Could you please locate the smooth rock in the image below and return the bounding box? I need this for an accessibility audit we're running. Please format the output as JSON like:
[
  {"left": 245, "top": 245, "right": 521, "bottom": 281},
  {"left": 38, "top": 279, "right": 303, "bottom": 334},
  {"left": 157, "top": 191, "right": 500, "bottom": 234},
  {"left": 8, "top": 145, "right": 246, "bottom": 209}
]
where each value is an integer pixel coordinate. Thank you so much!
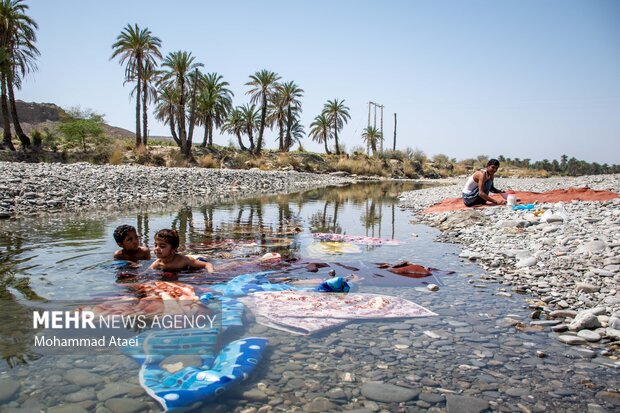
[
  {"left": 0, "top": 378, "right": 20, "bottom": 402},
  {"left": 445, "top": 394, "right": 490, "bottom": 413},
  {"left": 577, "top": 329, "right": 601, "bottom": 342},
  {"left": 104, "top": 398, "right": 148, "bottom": 413},
  {"left": 557, "top": 335, "right": 587, "bottom": 345},
  {"left": 361, "top": 382, "right": 420, "bottom": 402}
]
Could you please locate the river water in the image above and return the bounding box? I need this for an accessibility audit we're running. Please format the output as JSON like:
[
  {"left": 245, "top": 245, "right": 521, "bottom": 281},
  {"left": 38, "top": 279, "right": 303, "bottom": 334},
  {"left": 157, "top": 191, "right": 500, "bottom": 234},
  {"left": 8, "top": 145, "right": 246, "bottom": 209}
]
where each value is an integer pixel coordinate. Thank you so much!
[{"left": 0, "top": 181, "right": 617, "bottom": 412}]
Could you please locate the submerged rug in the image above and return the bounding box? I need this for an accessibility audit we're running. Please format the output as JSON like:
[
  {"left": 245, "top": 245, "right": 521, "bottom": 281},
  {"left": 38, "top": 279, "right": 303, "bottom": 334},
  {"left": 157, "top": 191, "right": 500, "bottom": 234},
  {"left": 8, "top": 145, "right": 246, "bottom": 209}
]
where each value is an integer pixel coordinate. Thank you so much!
[
  {"left": 424, "top": 187, "right": 619, "bottom": 213},
  {"left": 238, "top": 291, "right": 436, "bottom": 335}
]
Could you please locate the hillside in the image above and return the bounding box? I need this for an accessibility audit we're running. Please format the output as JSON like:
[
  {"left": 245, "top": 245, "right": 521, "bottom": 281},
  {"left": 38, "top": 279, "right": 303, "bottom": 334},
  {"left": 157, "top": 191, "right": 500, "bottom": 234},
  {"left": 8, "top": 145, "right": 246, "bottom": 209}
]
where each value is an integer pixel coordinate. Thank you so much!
[{"left": 0, "top": 100, "right": 169, "bottom": 141}]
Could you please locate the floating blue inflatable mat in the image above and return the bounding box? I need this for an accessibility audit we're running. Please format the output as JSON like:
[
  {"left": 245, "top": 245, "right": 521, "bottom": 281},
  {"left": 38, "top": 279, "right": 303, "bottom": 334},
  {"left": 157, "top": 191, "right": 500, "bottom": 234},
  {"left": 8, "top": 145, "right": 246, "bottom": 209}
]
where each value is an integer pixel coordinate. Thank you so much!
[
  {"left": 141, "top": 335, "right": 268, "bottom": 411},
  {"left": 123, "top": 329, "right": 268, "bottom": 411}
]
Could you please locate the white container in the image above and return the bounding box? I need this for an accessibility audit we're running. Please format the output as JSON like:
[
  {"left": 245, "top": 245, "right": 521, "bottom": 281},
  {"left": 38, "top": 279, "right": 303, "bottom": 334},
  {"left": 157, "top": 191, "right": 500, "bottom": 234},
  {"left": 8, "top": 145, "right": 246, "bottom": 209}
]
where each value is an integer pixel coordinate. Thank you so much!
[{"left": 507, "top": 193, "right": 517, "bottom": 206}]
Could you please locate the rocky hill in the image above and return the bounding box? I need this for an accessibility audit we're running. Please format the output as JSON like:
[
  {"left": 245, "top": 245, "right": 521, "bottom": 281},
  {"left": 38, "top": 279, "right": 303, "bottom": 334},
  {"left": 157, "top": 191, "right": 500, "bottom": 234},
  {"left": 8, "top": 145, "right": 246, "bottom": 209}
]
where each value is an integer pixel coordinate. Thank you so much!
[{"left": 1, "top": 100, "right": 136, "bottom": 140}]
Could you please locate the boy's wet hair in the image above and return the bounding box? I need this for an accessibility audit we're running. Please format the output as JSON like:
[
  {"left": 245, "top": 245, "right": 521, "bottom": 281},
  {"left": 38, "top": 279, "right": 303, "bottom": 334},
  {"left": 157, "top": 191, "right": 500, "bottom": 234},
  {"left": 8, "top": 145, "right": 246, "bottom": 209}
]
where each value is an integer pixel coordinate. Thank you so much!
[
  {"left": 113, "top": 224, "right": 136, "bottom": 244},
  {"left": 154, "top": 229, "right": 180, "bottom": 249},
  {"left": 487, "top": 159, "right": 500, "bottom": 167}
]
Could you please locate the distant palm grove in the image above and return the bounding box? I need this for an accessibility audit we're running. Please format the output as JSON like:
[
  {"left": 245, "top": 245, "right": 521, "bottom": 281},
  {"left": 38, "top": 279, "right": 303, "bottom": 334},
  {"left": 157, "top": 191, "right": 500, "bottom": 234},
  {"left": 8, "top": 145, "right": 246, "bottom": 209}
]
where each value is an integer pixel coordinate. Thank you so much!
[
  {"left": 109, "top": 23, "right": 353, "bottom": 159},
  {"left": 0, "top": 9, "right": 619, "bottom": 176}
]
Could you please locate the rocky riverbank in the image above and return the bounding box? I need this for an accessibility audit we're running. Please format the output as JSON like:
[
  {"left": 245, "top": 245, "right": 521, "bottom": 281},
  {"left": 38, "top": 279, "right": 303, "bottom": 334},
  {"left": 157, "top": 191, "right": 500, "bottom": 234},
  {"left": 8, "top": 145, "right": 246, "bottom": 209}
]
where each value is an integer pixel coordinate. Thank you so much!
[
  {"left": 0, "top": 161, "right": 356, "bottom": 218},
  {"left": 399, "top": 174, "right": 620, "bottom": 357}
]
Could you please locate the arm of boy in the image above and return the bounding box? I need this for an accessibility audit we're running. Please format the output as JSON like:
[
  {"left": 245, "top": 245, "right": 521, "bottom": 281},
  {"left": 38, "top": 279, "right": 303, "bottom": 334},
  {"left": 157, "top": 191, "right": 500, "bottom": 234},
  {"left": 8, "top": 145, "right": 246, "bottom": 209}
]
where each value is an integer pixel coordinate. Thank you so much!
[{"left": 185, "top": 256, "right": 214, "bottom": 273}]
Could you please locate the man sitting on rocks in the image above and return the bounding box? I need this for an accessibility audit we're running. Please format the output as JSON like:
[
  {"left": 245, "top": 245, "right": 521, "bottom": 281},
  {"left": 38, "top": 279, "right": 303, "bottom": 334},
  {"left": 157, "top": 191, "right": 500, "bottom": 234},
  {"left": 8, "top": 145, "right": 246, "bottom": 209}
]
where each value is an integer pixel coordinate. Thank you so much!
[{"left": 462, "top": 159, "right": 506, "bottom": 207}]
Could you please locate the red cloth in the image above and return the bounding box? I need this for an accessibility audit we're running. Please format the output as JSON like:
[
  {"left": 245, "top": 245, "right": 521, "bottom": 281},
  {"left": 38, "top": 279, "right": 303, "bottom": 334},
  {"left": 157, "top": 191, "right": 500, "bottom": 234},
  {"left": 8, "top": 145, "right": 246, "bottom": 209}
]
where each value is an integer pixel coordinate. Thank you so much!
[{"left": 423, "top": 187, "right": 618, "bottom": 213}]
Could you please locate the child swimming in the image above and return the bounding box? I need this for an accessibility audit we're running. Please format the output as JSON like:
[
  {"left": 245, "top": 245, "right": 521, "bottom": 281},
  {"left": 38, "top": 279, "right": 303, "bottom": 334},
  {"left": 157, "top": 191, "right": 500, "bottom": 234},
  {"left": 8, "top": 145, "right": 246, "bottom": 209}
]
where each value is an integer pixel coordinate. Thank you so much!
[
  {"left": 113, "top": 224, "right": 151, "bottom": 262},
  {"left": 150, "top": 229, "right": 214, "bottom": 273}
]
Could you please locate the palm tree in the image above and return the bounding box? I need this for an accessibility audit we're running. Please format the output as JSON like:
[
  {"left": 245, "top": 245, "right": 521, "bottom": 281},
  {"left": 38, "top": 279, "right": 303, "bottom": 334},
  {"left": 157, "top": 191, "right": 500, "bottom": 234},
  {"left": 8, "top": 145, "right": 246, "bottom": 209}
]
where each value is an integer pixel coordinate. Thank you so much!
[
  {"left": 159, "top": 50, "right": 203, "bottom": 157},
  {"left": 222, "top": 107, "right": 247, "bottom": 151},
  {"left": 322, "top": 99, "right": 350, "bottom": 155},
  {"left": 309, "top": 114, "right": 332, "bottom": 154},
  {"left": 153, "top": 84, "right": 180, "bottom": 146},
  {"left": 266, "top": 86, "right": 287, "bottom": 151},
  {"left": 239, "top": 103, "right": 260, "bottom": 152},
  {"left": 129, "top": 65, "right": 159, "bottom": 146},
  {"left": 362, "top": 125, "right": 382, "bottom": 154},
  {"left": 0, "top": 0, "right": 39, "bottom": 150},
  {"left": 289, "top": 120, "right": 305, "bottom": 150},
  {"left": 277, "top": 81, "right": 303, "bottom": 152},
  {"left": 246, "top": 70, "right": 280, "bottom": 154},
  {"left": 110, "top": 23, "right": 162, "bottom": 148},
  {"left": 197, "top": 72, "right": 233, "bottom": 148}
]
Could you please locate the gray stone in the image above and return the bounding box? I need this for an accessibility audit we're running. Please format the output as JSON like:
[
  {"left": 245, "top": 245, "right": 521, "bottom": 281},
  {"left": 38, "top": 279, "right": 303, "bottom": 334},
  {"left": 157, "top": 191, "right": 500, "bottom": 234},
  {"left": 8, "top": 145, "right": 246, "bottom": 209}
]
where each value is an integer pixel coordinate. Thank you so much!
[
  {"left": 303, "top": 397, "right": 336, "bottom": 412},
  {"left": 48, "top": 406, "right": 89, "bottom": 413},
  {"left": 361, "top": 382, "right": 420, "bottom": 402},
  {"left": 516, "top": 257, "right": 537, "bottom": 268},
  {"left": 65, "top": 388, "right": 95, "bottom": 403},
  {"left": 577, "top": 240, "right": 607, "bottom": 254},
  {"left": 241, "top": 389, "right": 268, "bottom": 402},
  {"left": 0, "top": 378, "right": 20, "bottom": 402},
  {"left": 557, "top": 335, "right": 587, "bottom": 345},
  {"left": 97, "top": 383, "right": 142, "bottom": 401},
  {"left": 605, "top": 328, "right": 620, "bottom": 340},
  {"left": 576, "top": 282, "right": 600, "bottom": 293},
  {"left": 104, "top": 398, "right": 148, "bottom": 413},
  {"left": 577, "top": 329, "right": 601, "bottom": 342},
  {"left": 445, "top": 394, "right": 490, "bottom": 413},
  {"left": 64, "top": 369, "right": 103, "bottom": 386},
  {"left": 569, "top": 311, "right": 602, "bottom": 331}
]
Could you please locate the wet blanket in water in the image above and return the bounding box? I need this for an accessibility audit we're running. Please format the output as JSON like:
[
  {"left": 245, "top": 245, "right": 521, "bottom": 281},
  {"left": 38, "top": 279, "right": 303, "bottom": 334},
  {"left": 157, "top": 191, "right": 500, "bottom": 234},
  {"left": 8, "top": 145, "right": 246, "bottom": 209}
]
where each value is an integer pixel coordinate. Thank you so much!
[
  {"left": 424, "top": 187, "right": 619, "bottom": 213},
  {"left": 312, "top": 233, "right": 401, "bottom": 245},
  {"left": 237, "top": 291, "right": 436, "bottom": 335}
]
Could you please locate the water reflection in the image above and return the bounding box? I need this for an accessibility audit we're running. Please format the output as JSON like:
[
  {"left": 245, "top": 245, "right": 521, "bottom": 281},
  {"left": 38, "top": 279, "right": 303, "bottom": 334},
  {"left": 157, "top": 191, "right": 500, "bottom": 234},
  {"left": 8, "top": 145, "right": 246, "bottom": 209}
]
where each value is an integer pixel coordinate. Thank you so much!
[{"left": 0, "top": 181, "right": 429, "bottom": 367}]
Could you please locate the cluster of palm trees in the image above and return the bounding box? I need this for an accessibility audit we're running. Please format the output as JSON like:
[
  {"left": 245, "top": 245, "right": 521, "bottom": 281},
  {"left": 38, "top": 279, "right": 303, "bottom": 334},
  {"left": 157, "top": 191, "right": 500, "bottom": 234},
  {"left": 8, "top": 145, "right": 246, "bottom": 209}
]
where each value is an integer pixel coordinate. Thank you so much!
[
  {"left": 0, "top": 0, "right": 39, "bottom": 151},
  {"left": 111, "top": 24, "right": 354, "bottom": 158}
]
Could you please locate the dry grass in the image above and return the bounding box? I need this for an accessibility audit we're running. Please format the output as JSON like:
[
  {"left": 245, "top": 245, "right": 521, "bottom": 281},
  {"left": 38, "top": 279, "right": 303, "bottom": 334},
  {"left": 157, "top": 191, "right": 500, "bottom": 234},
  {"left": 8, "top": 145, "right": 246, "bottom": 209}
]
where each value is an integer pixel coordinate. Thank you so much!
[
  {"left": 330, "top": 156, "right": 388, "bottom": 176},
  {"left": 275, "top": 153, "right": 300, "bottom": 169},
  {"left": 108, "top": 145, "right": 125, "bottom": 165},
  {"left": 197, "top": 154, "right": 218, "bottom": 168}
]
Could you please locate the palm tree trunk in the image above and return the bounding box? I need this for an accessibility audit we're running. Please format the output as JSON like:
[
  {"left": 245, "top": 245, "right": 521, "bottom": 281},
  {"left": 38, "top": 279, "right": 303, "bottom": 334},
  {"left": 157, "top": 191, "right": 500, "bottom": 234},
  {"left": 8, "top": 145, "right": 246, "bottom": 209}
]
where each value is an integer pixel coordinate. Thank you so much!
[
  {"left": 142, "top": 77, "right": 148, "bottom": 146},
  {"left": 323, "top": 131, "right": 330, "bottom": 154},
  {"left": 188, "top": 70, "right": 199, "bottom": 148},
  {"left": 7, "top": 77, "right": 30, "bottom": 149},
  {"left": 208, "top": 119, "right": 214, "bottom": 147},
  {"left": 333, "top": 120, "right": 340, "bottom": 155},
  {"left": 178, "top": 77, "right": 190, "bottom": 157},
  {"left": 1, "top": 74, "right": 15, "bottom": 151},
  {"left": 169, "top": 116, "right": 180, "bottom": 146},
  {"left": 236, "top": 133, "right": 246, "bottom": 151},
  {"left": 255, "top": 94, "right": 267, "bottom": 154},
  {"left": 247, "top": 127, "right": 255, "bottom": 152},
  {"left": 278, "top": 119, "right": 284, "bottom": 152},
  {"left": 201, "top": 117, "right": 208, "bottom": 147},
  {"left": 285, "top": 106, "right": 292, "bottom": 152},
  {"left": 135, "top": 57, "right": 142, "bottom": 148}
]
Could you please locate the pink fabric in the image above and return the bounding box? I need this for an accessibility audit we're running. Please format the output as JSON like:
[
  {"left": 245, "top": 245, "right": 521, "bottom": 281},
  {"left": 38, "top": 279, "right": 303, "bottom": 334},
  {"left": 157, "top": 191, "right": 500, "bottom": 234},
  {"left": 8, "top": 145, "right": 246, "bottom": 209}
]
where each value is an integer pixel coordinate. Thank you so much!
[
  {"left": 313, "top": 233, "right": 401, "bottom": 245},
  {"left": 238, "top": 291, "right": 436, "bottom": 335}
]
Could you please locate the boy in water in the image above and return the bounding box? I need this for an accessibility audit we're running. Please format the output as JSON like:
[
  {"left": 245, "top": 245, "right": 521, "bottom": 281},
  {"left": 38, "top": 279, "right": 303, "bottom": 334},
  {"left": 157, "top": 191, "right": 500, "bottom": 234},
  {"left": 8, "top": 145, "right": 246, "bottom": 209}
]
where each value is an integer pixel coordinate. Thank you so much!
[
  {"left": 113, "top": 224, "right": 151, "bottom": 261},
  {"left": 150, "top": 229, "right": 214, "bottom": 273}
]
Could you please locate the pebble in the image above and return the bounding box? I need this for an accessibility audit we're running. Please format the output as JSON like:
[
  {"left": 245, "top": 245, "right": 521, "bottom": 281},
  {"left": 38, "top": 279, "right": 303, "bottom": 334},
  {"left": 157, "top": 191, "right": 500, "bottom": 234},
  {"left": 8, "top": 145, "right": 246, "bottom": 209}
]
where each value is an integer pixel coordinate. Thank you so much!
[
  {"left": 361, "top": 382, "right": 420, "bottom": 402},
  {"left": 0, "top": 162, "right": 355, "bottom": 217},
  {"left": 0, "top": 378, "right": 20, "bottom": 402}
]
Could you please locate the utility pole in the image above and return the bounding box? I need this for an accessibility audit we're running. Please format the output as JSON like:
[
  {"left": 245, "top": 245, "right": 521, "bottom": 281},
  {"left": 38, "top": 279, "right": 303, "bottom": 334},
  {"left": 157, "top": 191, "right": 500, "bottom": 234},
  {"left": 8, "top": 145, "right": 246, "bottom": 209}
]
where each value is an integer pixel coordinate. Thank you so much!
[
  {"left": 379, "top": 105, "right": 384, "bottom": 152},
  {"left": 393, "top": 113, "right": 397, "bottom": 151},
  {"left": 367, "top": 102, "right": 372, "bottom": 155}
]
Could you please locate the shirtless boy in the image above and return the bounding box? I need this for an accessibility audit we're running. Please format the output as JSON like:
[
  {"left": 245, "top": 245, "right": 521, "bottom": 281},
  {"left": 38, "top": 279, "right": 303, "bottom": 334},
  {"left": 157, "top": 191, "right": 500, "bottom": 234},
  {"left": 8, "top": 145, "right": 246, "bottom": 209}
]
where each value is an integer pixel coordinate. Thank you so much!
[
  {"left": 150, "top": 229, "right": 214, "bottom": 273},
  {"left": 113, "top": 224, "right": 151, "bottom": 261}
]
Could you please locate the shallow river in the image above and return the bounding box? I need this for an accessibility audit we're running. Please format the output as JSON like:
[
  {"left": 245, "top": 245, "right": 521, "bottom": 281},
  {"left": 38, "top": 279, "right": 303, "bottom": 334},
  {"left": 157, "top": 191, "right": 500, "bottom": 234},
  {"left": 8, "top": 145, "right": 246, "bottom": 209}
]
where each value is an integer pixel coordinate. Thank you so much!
[{"left": 0, "top": 182, "right": 617, "bottom": 413}]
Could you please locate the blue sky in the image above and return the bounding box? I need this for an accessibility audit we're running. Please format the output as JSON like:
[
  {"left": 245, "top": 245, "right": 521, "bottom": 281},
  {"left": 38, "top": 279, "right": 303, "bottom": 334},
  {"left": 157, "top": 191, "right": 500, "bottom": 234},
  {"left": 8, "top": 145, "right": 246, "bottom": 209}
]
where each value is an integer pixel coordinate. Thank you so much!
[{"left": 19, "top": 0, "right": 620, "bottom": 164}]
